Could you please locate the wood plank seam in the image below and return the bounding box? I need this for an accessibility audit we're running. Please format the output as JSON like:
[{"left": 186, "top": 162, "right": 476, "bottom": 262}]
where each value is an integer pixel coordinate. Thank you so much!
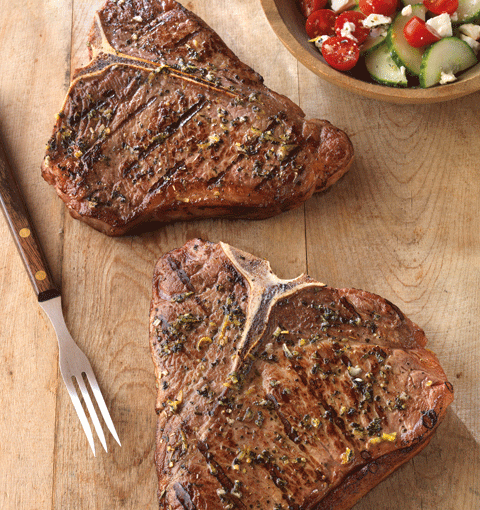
[{"left": 50, "top": 2, "right": 75, "bottom": 509}]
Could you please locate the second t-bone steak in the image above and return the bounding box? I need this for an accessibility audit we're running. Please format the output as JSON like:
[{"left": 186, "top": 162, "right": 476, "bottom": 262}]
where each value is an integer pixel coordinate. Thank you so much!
[
  {"left": 41, "top": 0, "right": 354, "bottom": 236},
  {"left": 149, "top": 239, "right": 453, "bottom": 510}
]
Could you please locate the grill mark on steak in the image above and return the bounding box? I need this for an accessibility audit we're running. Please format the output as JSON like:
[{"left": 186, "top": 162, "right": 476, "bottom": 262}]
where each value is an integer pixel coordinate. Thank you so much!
[
  {"left": 266, "top": 394, "right": 301, "bottom": 445},
  {"left": 109, "top": 94, "right": 159, "bottom": 141},
  {"left": 150, "top": 240, "right": 453, "bottom": 509},
  {"left": 197, "top": 442, "right": 247, "bottom": 510},
  {"left": 278, "top": 145, "right": 302, "bottom": 169},
  {"left": 147, "top": 161, "right": 186, "bottom": 194},
  {"left": 173, "top": 483, "right": 198, "bottom": 510},
  {"left": 41, "top": 0, "right": 354, "bottom": 236},
  {"left": 119, "top": 95, "right": 208, "bottom": 179},
  {"left": 204, "top": 155, "right": 244, "bottom": 188},
  {"left": 155, "top": 315, "right": 172, "bottom": 336},
  {"left": 142, "top": 20, "right": 169, "bottom": 37},
  {"left": 289, "top": 360, "right": 309, "bottom": 387},
  {"left": 267, "top": 393, "right": 334, "bottom": 491},
  {"left": 169, "top": 30, "right": 203, "bottom": 53},
  {"left": 165, "top": 254, "right": 210, "bottom": 315},
  {"left": 77, "top": 94, "right": 159, "bottom": 174},
  {"left": 308, "top": 388, "right": 351, "bottom": 454},
  {"left": 71, "top": 89, "right": 117, "bottom": 133},
  {"left": 201, "top": 112, "right": 284, "bottom": 188},
  {"left": 167, "top": 256, "right": 197, "bottom": 294},
  {"left": 250, "top": 443, "right": 293, "bottom": 497},
  {"left": 383, "top": 298, "right": 406, "bottom": 322},
  {"left": 339, "top": 296, "right": 362, "bottom": 321}
]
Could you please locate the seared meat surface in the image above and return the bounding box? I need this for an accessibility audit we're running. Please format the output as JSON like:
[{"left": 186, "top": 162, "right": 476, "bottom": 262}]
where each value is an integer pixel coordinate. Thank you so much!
[
  {"left": 41, "top": 0, "right": 353, "bottom": 236},
  {"left": 149, "top": 239, "right": 453, "bottom": 510}
]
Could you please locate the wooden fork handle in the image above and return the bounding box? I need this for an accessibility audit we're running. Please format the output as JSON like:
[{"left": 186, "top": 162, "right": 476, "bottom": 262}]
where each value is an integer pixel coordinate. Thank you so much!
[{"left": 0, "top": 137, "right": 60, "bottom": 302}]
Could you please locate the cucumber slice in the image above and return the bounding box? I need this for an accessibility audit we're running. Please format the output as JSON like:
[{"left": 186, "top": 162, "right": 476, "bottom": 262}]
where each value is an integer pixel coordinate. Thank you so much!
[
  {"left": 456, "top": 0, "right": 480, "bottom": 23},
  {"left": 387, "top": 4, "right": 427, "bottom": 76},
  {"left": 361, "top": 33, "right": 387, "bottom": 55},
  {"left": 419, "top": 36, "right": 478, "bottom": 87},
  {"left": 365, "top": 42, "right": 409, "bottom": 86}
]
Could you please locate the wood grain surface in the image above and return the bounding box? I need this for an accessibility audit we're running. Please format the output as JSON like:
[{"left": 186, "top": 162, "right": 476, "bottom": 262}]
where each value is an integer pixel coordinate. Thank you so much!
[{"left": 0, "top": 1, "right": 478, "bottom": 509}]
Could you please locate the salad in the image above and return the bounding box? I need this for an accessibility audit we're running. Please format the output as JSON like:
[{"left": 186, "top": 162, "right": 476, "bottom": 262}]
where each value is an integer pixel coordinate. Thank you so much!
[{"left": 298, "top": 0, "right": 480, "bottom": 87}]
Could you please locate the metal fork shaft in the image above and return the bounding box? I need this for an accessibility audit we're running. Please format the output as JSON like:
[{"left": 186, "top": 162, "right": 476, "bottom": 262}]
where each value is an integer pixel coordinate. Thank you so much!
[{"left": 40, "top": 296, "right": 121, "bottom": 454}]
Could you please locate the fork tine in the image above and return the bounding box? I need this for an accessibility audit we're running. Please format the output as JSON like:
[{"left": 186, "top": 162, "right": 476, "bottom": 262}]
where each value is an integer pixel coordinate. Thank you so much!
[
  {"left": 64, "top": 377, "right": 96, "bottom": 456},
  {"left": 39, "top": 296, "right": 120, "bottom": 453},
  {"left": 84, "top": 368, "right": 121, "bottom": 446},
  {"left": 76, "top": 374, "right": 108, "bottom": 453}
]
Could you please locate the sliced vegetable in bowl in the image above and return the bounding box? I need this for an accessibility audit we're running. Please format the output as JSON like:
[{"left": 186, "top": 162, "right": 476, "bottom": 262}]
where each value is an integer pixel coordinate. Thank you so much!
[
  {"left": 365, "top": 40, "right": 409, "bottom": 85},
  {"left": 423, "top": 0, "right": 458, "bottom": 15},
  {"left": 454, "top": 0, "right": 480, "bottom": 22},
  {"left": 360, "top": 31, "right": 388, "bottom": 53},
  {"left": 420, "top": 36, "right": 478, "bottom": 85},
  {"left": 298, "top": 0, "right": 480, "bottom": 87},
  {"left": 306, "top": 9, "right": 338, "bottom": 37},
  {"left": 359, "top": 0, "right": 398, "bottom": 16},
  {"left": 403, "top": 16, "right": 441, "bottom": 47},
  {"left": 300, "top": 0, "right": 330, "bottom": 16},
  {"left": 335, "top": 10, "right": 371, "bottom": 42},
  {"left": 388, "top": 4, "right": 427, "bottom": 76},
  {"left": 323, "top": 36, "right": 361, "bottom": 69}
]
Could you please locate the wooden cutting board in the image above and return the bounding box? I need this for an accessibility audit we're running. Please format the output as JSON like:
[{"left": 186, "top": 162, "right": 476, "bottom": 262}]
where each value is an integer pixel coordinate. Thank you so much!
[{"left": 0, "top": 1, "right": 478, "bottom": 508}]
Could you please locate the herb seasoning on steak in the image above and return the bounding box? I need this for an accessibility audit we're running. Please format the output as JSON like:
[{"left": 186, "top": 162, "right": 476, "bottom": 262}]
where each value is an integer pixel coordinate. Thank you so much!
[
  {"left": 41, "top": 0, "right": 354, "bottom": 236},
  {"left": 150, "top": 239, "right": 453, "bottom": 510}
]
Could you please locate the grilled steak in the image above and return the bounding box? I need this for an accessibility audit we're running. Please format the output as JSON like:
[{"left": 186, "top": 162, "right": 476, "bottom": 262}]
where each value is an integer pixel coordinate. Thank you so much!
[
  {"left": 41, "top": 0, "right": 354, "bottom": 236},
  {"left": 150, "top": 239, "right": 453, "bottom": 510}
]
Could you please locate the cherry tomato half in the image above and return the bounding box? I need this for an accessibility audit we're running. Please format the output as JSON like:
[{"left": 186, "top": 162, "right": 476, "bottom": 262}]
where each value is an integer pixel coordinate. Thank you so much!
[
  {"left": 423, "top": 0, "right": 458, "bottom": 14},
  {"left": 306, "top": 9, "right": 338, "bottom": 38},
  {"left": 334, "top": 11, "right": 370, "bottom": 44},
  {"left": 322, "top": 36, "right": 360, "bottom": 71},
  {"left": 359, "top": 0, "right": 398, "bottom": 16},
  {"left": 299, "top": 0, "right": 329, "bottom": 18},
  {"left": 403, "top": 16, "right": 441, "bottom": 47}
]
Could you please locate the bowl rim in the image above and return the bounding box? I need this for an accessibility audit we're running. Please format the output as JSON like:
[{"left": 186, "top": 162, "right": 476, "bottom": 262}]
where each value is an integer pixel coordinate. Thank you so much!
[{"left": 260, "top": 0, "right": 480, "bottom": 104}]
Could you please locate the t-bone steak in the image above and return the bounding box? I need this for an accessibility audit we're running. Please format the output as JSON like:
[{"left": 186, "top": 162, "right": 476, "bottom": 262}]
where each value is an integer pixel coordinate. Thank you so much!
[
  {"left": 149, "top": 239, "right": 453, "bottom": 510},
  {"left": 41, "top": 0, "right": 354, "bottom": 236}
]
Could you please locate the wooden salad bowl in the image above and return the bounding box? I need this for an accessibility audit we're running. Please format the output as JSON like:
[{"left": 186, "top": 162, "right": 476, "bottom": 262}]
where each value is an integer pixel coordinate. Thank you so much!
[{"left": 260, "top": 0, "right": 480, "bottom": 103}]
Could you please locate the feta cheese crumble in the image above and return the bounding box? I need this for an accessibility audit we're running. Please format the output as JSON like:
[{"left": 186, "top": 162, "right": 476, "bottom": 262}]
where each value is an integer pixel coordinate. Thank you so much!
[
  {"left": 439, "top": 71, "right": 457, "bottom": 84},
  {"left": 426, "top": 13, "right": 453, "bottom": 38},
  {"left": 460, "top": 34, "right": 480, "bottom": 53},
  {"left": 370, "top": 26, "right": 388, "bottom": 38},
  {"left": 331, "top": 0, "right": 358, "bottom": 13},
  {"left": 362, "top": 14, "right": 392, "bottom": 28},
  {"left": 401, "top": 5, "right": 413, "bottom": 16},
  {"left": 459, "top": 23, "right": 480, "bottom": 40},
  {"left": 340, "top": 21, "right": 358, "bottom": 41}
]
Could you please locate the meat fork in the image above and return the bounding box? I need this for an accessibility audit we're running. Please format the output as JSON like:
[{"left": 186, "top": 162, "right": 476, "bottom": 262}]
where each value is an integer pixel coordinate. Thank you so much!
[{"left": 0, "top": 136, "right": 120, "bottom": 455}]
